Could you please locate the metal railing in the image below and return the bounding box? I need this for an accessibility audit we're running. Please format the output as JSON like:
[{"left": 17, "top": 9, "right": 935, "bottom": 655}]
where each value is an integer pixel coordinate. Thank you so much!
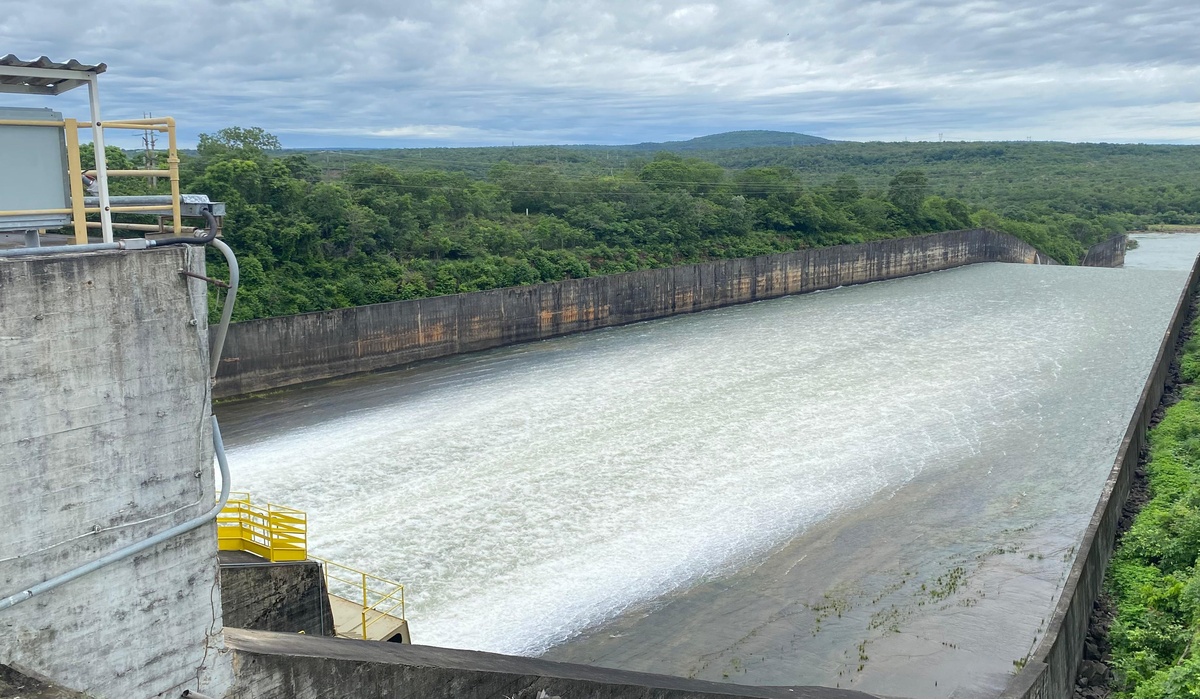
[
  {"left": 216, "top": 492, "right": 307, "bottom": 563},
  {"left": 0, "top": 115, "right": 180, "bottom": 244},
  {"left": 312, "top": 556, "right": 407, "bottom": 640},
  {"left": 216, "top": 493, "right": 407, "bottom": 640}
]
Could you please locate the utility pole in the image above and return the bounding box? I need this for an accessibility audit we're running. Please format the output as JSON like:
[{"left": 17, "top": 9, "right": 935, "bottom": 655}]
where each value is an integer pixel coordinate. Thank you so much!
[{"left": 142, "top": 112, "right": 158, "bottom": 188}]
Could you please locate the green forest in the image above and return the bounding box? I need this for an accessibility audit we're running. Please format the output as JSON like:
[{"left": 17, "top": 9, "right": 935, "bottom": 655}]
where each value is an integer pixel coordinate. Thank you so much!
[{"left": 92, "top": 128, "right": 1200, "bottom": 322}]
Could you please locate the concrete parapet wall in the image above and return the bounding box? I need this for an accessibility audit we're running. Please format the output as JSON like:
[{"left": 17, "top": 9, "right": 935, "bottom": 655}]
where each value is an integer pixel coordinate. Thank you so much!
[
  {"left": 224, "top": 628, "right": 874, "bottom": 699},
  {"left": 219, "top": 557, "right": 335, "bottom": 637},
  {"left": 0, "top": 247, "right": 232, "bottom": 699},
  {"left": 213, "top": 228, "right": 1049, "bottom": 398},
  {"left": 1002, "top": 254, "right": 1200, "bottom": 699},
  {"left": 1081, "top": 235, "right": 1127, "bottom": 268}
]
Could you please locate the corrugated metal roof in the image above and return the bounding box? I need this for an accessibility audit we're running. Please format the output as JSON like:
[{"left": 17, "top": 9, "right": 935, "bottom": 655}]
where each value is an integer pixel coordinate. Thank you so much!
[{"left": 0, "top": 55, "right": 106, "bottom": 96}]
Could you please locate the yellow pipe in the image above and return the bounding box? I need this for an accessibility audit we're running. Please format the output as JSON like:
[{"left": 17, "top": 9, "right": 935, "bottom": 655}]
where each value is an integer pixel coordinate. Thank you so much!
[
  {"left": 63, "top": 119, "right": 88, "bottom": 245},
  {"left": 166, "top": 118, "right": 181, "bottom": 234},
  {"left": 1, "top": 207, "right": 73, "bottom": 216},
  {"left": 102, "top": 117, "right": 172, "bottom": 126},
  {"left": 0, "top": 119, "right": 66, "bottom": 127},
  {"left": 102, "top": 123, "right": 169, "bottom": 132},
  {"left": 84, "top": 169, "right": 170, "bottom": 177}
]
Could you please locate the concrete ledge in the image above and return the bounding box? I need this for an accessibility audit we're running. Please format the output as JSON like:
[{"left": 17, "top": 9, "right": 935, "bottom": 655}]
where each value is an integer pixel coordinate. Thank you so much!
[
  {"left": 212, "top": 228, "right": 1052, "bottom": 399},
  {"left": 1081, "top": 235, "right": 1127, "bottom": 268},
  {"left": 224, "top": 628, "right": 877, "bottom": 699}
]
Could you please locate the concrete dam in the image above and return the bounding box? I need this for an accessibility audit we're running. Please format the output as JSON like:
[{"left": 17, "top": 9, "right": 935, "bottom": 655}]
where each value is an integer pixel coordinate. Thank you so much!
[{"left": 215, "top": 234, "right": 1200, "bottom": 698}]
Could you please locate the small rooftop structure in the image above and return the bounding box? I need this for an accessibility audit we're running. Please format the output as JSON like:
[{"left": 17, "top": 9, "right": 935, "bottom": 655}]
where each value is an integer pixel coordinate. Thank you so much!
[
  {"left": 0, "top": 55, "right": 106, "bottom": 96},
  {"left": 0, "top": 56, "right": 219, "bottom": 244}
]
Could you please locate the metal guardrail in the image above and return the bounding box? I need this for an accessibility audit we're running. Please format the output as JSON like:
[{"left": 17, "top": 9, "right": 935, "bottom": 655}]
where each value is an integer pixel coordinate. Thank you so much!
[
  {"left": 0, "top": 115, "right": 181, "bottom": 244},
  {"left": 216, "top": 493, "right": 406, "bottom": 640},
  {"left": 216, "top": 492, "right": 307, "bottom": 563},
  {"left": 311, "top": 556, "right": 407, "bottom": 640}
]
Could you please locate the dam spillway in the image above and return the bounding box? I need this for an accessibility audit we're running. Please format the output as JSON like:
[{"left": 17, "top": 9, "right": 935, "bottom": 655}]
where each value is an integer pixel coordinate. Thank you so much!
[{"left": 216, "top": 234, "right": 1200, "bottom": 698}]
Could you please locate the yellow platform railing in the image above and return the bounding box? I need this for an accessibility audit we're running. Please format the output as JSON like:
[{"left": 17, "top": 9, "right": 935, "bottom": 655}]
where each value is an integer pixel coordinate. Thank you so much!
[
  {"left": 217, "top": 492, "right": 307, "bottom": 563},
  {"left": 311, "top": 556, "right": 407, "bottom": 640},
  {"left": 0, "top": 115, "right": 181, "bottom": 244},
  {"left": 217, "top": 493, "right": 407, "bottom": 640}
]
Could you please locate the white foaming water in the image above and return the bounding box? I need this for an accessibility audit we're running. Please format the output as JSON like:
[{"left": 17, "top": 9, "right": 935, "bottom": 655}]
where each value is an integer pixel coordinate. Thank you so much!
[{"left": 219, "top": 258, "right": 1194, "bottom": 656}]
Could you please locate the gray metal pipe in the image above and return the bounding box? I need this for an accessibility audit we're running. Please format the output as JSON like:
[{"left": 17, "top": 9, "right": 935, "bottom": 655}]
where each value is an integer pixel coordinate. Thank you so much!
[
  {"left": 83, "top": 195, "right": 173, "bottom": 207},
  {"left": 208, "top": 238, "right": 239, "bottom": 379},
  {"left": 0, "top": 241, "right": 123, "bottom": 257},
  {"left": 0, "top": 416, "right": 233, "bottom": 611},
  {"left": 181, "top": 690, "right": 218, "bottom": 699}
]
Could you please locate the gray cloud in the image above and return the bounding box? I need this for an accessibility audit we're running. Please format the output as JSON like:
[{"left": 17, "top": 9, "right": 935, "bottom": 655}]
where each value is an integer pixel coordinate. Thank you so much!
[{"left": 2, "top": 0, "right": 1199, "bottom": 147}]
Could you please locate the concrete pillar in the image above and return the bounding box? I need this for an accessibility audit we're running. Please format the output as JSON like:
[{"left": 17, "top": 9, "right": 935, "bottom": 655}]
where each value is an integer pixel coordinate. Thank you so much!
[{"left": 0, "top": 246, "right": 232, "bottom": 699}]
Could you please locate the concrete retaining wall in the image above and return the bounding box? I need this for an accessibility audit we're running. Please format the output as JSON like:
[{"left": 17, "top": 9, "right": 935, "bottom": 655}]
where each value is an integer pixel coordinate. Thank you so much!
[
  {"left": 1081, "top": 235, "right": 1127, "bottom": 268},
  {"left": 1002, "top": 254, "right": 1200, "bottom": 699},
  {"left": 219, "top": 558, "right": 335, "bottom": 637},
  {"left": 213, "top": 228, "right": 1048, "bottom": 398},
  {"left": 0, "top": 247, "right": 232, "bottom": 699},
  {"left": 224, "top": 628, "right": 875, "bottom": 699}
]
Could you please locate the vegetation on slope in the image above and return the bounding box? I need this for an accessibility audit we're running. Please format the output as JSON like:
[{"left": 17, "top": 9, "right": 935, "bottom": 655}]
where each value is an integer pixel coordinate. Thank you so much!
[
  {"left": 89, "top": 127, "right": 1200, "bottom": 323},
  {"left": 1107, "top": 317, "right": 1200, "bottom": 698}
]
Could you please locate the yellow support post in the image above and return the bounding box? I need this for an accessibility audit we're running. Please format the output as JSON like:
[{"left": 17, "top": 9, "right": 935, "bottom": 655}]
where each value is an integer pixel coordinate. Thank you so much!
[
  {"left": 361, "top": 573, "right": 369, "bottom": 640},
  {"left": 165, "top": 118, "right": 181, "bottom": 235},
  {"left": 63, "top": 118, "right": 88, "bottom": 245}
]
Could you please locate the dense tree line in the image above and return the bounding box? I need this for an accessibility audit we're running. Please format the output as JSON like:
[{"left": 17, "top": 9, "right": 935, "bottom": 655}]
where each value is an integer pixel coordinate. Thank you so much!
[{"left": 85, "top": 128, "right": 1200, "bottom": 322}]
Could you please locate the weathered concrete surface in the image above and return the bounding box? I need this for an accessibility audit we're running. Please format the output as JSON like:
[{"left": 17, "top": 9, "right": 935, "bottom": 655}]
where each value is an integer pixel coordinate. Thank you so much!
[
  {"left": 224, "top": 628, "right": 876, "bottom": 699},
  {"left": 219, "top": 552, "right": 335, "bottom": 637},
  {"left": 0, "top": 247, "right": 232, "bottom": 699},
  {"left": 1002, "top": 253, "right": 1200, "bottom": 699},
  {"left": 213, "top": 228, "right": 1050, "bottom": 398},
  {"left": 0, "top": 665, "right": 92, "bottom": 699},
  {"left": 1080, "top": 235, "right": 1127, "bottom": 268}
]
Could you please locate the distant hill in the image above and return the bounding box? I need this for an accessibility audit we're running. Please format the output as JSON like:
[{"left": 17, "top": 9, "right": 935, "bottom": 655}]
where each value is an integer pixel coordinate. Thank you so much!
[{"left": 616, "top": 130, "right": 833, "bottom": 151}]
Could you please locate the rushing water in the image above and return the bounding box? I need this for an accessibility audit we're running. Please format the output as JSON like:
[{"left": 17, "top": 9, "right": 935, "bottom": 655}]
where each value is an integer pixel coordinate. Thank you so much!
[{"left": 218, "top": 234, "right": 1200, "bottom": 697}]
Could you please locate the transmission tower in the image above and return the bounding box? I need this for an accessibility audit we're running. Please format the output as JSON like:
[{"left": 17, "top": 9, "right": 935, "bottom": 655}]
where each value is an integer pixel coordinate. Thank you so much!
[{"left": 142, "top": 112, "right": 158, "bottom": 187}]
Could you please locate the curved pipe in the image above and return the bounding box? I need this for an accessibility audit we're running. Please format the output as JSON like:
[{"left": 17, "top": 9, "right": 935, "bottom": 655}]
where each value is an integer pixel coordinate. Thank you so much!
[
  {"left": 149, "top": 209, "right": 219, "bottom": 247},
  {"left": 207, "top": 238, "right": 239, "bottom": 379},
  {"left": 0, "top": 416, "right": 232, "bottom": 611}
]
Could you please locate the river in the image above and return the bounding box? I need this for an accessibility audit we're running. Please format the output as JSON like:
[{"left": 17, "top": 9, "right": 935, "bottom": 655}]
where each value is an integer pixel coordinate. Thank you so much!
[{"left": 216, "top": 233, "right": 1200, "bottom": 698}]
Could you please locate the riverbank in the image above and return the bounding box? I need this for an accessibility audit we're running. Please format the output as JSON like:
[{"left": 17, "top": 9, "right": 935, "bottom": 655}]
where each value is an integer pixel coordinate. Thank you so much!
[{"left": 1082, "top": 304, "right": 1200, "bottom": 697}]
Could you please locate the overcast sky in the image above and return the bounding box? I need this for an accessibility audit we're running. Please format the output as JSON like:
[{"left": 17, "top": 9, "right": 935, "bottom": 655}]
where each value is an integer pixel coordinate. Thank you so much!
[{"left": 3, "top": 0, "right": 1199, "bottom": 148}]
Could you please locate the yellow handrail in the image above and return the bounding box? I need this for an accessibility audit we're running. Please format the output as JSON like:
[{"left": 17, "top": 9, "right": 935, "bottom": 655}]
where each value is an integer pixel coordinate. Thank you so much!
[
  {"left": 216, "top": 493, "right": 406, "bottom": 641},
  {"left": 217, "top": 492, "right": 307, "bottom": 563},
  {"left": 0, "top": 115, "right": 182, "bottom": 239},
  {"left": 311, "top": 556, "right": 406, "bottom": 640}
]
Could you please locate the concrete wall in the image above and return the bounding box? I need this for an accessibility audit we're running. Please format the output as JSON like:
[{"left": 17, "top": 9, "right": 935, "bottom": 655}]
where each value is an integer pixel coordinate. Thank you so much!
[
  {"left": 224, "top": 628, "right": 874, "bottom": 699},
  {"left": 0, "top": 247, "right": 233, "bottom": 699},
  {"left": 1081, "top": 235, "right": 1127, "bottom": 268},
  {"left": 1002, "top": 254, "right": 1200, "bottom": 699},
  {"left": 213, "top": 228, "right": 1049, "bottom": 398},
  {"left": 219, "top": 558, "right": 335, "bottom": 636}
]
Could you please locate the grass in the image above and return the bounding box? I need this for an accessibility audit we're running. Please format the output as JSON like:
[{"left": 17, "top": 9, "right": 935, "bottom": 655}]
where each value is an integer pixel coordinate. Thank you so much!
[{"left": 1106, "top": 315, "right": 1200, "bottom": 697}]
